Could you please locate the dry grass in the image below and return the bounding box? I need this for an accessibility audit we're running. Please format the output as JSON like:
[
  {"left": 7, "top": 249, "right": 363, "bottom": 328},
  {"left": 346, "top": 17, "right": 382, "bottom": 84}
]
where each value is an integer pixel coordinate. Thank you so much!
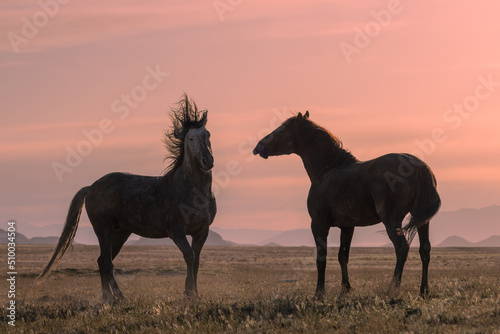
[{"left": 1, "top": 245, "right": 499, "bottom": 333}]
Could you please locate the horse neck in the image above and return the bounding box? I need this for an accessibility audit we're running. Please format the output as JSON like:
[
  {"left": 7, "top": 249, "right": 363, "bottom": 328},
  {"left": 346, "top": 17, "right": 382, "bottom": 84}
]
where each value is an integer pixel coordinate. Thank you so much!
[
  {"left": 180, "top": 161, "right": 213, "bottom": 194},
  {"left": 157, "top": 163, "right": 212, "bottom": 198},
  {"left": 296, "top": 124, "right": 357, "bottom": 183}
]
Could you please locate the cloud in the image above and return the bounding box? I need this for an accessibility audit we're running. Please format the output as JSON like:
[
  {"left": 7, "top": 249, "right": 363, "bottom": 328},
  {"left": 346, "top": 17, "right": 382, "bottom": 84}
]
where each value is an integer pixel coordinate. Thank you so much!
[
  {"left": 0, "top": 117, "right": 166, "bottom": 160},
  {"left": 1, "top": 0, "right": 215, "bottom": 53}
]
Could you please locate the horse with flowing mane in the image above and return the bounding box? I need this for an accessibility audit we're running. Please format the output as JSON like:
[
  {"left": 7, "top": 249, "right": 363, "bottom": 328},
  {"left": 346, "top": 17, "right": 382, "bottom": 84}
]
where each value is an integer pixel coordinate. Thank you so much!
[
  {"left": 253, "top": 111, "right": 440, "bottom": 298},
  {"left": 38, "top": 94, "right": 216, "bottom": 302}
]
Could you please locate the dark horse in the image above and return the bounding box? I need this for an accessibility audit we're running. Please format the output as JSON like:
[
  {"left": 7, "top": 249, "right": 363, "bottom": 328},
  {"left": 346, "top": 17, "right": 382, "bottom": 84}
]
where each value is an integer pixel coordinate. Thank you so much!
[
  {"left": 38, "top": 95, "right": 216, "bottom": 302},
  {"left": 253, "top": 111, "right": 440, "bottom": 298}
]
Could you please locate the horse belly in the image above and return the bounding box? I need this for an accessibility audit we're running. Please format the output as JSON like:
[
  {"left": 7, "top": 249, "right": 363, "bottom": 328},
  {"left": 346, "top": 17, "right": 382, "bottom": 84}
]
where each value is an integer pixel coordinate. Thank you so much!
[
  {"left": 330, "top": 205, "right": 381, "bottom": 227},
  {"left": 323, "top": 180, "right": 381, "bottom": 227},
  {"left": 123, "top": 208, "right": 170, "bottom": 238}
]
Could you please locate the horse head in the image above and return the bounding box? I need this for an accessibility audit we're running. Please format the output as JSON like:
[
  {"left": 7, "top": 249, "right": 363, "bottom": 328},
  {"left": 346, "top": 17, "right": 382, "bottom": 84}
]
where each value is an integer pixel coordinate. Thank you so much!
[
  {"left": 253, "top": 111, "right": 310, "bottom": 159},
  {"left": 184, "top": 111, "right": 214, "bottom": 171}
]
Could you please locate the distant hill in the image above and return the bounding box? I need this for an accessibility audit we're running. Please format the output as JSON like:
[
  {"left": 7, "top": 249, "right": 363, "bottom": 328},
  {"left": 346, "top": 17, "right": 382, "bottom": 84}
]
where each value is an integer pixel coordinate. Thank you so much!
[
  {"left": 0, "top": 228, "right": 30, "bottom": 244},
  {"left": 16, "top": 222, "right": 100, "bottom": 245},
  {"left": 262, "top": 242, "right": 282, "bottom": 247},
  {"left": 257, "top": 228, "right": 316, "bottom": 247},
  {"left": 437, "top": 236, "right": 475, "bottom": 247},
  {"left": 437, "top": 235, "right": 500, "bottom": 247},
  {"left": 431, "top": 205, "right": 500, "bottom": 244},
  {"left": 215, "top": 206, "right": 500, "bottom": 247},
  {"left": 0, "top": 229, "right": 80, "bottom": 245},
  {"left": 254, "top": 227, "right": 394, "bottom": 247},
  {"left": 476, "top": 235, "right": 500, "bottom": 247},
  {"left": 7, "top": 205, "right": 500, "bottom": 247},
  {"left": 28, "top": 236, "right": 68, "bottom": 245},
  {"left": 131, "top": 230, "right": 233, "bottom": 246},
  {"left": 0, "top": 227, "right": 230, "bottom": 246},
  {"left": 211, "top": 227, "right": 283, "bottom": 245}
]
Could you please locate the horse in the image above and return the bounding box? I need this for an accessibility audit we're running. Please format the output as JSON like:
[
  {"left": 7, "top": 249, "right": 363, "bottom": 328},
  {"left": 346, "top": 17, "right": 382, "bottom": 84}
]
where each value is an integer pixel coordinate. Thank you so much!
[
  {"left": 253, "top": 111, "right": 441, "bottom": 298},
  {"left": 37, "top": 94, "right": 217, "bottom": 302}
]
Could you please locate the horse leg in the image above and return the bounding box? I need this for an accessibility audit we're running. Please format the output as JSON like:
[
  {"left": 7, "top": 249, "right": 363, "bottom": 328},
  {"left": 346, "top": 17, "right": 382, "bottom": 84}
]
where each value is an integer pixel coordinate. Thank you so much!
[
  {"left": 417, "top": 222, "right": 431, "bottom": 297},
  {"left": 171, "top": 224, "right": 196, "bottom": 296},
  {"left": 312, "top": 223, "right": 329, "bottom": 300},
  {"left": 191, "top": 227, "right": 209, "bottom": 295},
  {"left": 109, "top": 230, "right": 131, "bottom": 300},
  {"left": 386, "top": 225, "right": 409, "bottom": 293},
  {"left": 338, "top": 226, "right": 354, "bottom": 294},
  {"left": 96, "top": 231, "right": 114, "bottom": 303}
]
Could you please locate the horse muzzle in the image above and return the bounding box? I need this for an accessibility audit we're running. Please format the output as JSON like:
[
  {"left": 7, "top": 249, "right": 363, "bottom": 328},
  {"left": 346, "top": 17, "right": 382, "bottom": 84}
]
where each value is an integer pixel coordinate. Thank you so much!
[
  {"left": 201, "top": 155, "right": 214, "bottom": 171},
  {"left": 253, "top": 143, "right": 269, "bottom": 159}
]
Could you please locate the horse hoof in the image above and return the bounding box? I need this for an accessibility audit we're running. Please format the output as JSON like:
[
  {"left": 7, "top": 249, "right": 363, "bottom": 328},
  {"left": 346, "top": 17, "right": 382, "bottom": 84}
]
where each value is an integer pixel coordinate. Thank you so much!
[
  {"left": 102, "top": 291, "right": 114, "bottom": 304},
  {"left": 184, "top": 290, "right": 199, "bottom": 299},
  {"left": 341, "top": 286, "right": 353, "bottom": 295},
  {"left": 113, "top": 292, "right": 125, "bottom": 302},
  {"left": 313, "top": 291, "right": 325, "bottom": 301},
  {"left": 420, "top": 288, "right": 429, "bottom": 299}
]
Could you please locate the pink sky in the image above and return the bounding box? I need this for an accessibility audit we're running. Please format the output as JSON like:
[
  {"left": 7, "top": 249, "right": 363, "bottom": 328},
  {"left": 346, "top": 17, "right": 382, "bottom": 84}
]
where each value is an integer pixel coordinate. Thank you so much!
[{"left": 1, "top": 0, "right": 500, "bottom": 232}]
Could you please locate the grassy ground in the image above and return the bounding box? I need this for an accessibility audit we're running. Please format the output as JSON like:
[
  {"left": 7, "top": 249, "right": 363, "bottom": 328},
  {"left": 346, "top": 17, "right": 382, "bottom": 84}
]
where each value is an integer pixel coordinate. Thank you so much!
[{"left": 1, "top": 245, "right": 499, "bottom": 333}]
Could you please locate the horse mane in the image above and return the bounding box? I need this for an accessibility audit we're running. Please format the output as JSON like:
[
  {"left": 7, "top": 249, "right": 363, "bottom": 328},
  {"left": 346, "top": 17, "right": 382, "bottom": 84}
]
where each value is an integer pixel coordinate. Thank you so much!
[
  {"left": 297, "top": 116, "right": 358, "bottom": 168},
  {"left": 163, "top": 94, "right": 207, "bottom": 174}
]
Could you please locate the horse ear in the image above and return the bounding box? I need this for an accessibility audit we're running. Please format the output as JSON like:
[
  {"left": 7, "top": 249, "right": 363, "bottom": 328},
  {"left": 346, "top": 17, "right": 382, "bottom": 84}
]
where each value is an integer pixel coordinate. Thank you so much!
[
  {"left": 200, "top": 111, "right": 208, "bottom": 126},
  {"left": 297, "top": 112, "right": 303, "bottom": 120},
  {"left": 304, "top": 111, "right": 309, "bottom": 119}
]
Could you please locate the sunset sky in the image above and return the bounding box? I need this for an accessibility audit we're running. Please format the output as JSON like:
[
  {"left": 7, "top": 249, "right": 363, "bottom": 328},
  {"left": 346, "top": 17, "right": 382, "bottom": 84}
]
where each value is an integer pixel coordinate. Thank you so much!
[{"left": 1, "top": 0, "right": 499, "bottom": 235}]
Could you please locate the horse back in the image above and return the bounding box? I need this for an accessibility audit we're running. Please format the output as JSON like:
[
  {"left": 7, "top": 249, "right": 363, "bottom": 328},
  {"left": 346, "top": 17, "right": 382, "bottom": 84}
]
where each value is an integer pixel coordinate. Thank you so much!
[
  {"left": 308, "top": 153, "right": 436, "bottom": 227},
  {"left": 85, "top": 172, "right": 168, "bottom": 237}
]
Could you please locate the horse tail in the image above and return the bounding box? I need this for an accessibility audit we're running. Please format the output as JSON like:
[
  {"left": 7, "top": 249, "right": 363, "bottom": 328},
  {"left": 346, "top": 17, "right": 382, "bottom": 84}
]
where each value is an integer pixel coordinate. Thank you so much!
[
  {"left": 403, "top": 164, "right": 441, "bottom": 245},
  {"left": 37, "top": 186, "right": 90, "bottom": 282}
]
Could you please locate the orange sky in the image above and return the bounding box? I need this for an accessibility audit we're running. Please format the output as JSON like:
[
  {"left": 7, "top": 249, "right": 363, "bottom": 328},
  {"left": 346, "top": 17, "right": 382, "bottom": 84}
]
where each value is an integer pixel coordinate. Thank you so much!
[{"left": 1, "top": 0, "right": 500, "bottom": 232}]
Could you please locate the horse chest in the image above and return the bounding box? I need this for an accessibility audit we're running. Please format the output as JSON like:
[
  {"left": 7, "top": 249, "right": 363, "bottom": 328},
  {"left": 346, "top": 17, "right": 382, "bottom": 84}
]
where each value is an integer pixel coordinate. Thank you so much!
[{"left": 178, "top": 190, "right": 215, "bottom": 231}]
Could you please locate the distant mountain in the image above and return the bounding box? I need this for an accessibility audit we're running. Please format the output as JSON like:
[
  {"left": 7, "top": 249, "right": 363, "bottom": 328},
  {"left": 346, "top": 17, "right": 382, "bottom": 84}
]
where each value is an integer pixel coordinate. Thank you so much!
[
  {"left": 437, "top": 236, "right": 475, "bottom": 247},
  {"left": 0, "top": 228, "right": 30, "bottom": 244},
  {"left": 211, "top": 227, "right": 283, "bottom": 245},
  {"left": 476, "top": 235, "right": 500, "bottom": 247},
  {"left": 215, "top": 206, "right": 500, "bottom": 247},
  {"left": 131, "top": 230, "right": 233, "bottom": 246},
  {"left": 258, "top": 228, "right": 320, "bottom": 247},
  {"left": 8, "top": 205, "right": 500, "bottom": 247},
  {"left": 0, "top": 229, "right": 80, "bottom": 245},
  {"left": 261, "top": 242, "right": 281, "bottom": 247},
  {"left": 16, "top": 222, "right": 101, "bottom": 245},
  {"left": 256, "top": 227, "right": 392, "bottom": 247},
  {"left": 0, "top": 227, "right": 229, "bottom": 246},
  {"left": 430, "top": 205, "right": 500, "bottom": 244},
  {"left": 437, "top": 235, "right": 500, "bottom": 247}
]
